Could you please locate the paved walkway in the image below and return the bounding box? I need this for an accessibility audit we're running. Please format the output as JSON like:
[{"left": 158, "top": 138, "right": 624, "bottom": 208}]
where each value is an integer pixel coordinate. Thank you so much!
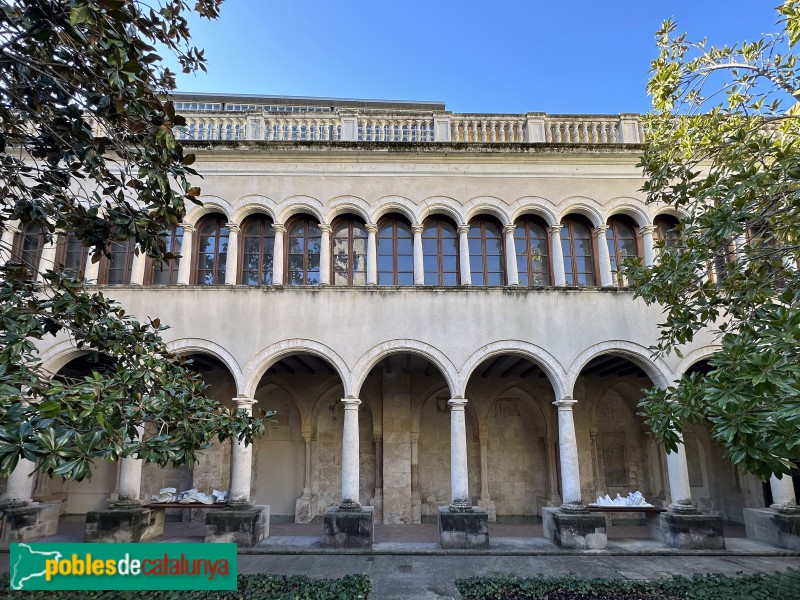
[{"left": 1, "top": 517, "right": 798, "bottom": 599}]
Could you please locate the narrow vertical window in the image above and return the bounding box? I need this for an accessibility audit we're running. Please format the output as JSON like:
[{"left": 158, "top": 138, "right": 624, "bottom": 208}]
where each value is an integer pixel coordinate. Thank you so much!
[
  {"left": 56, "top": 234, "right": 88, "bottom": 279},
  {"left": 240, "top": 216, "right": 274, "bottom": 285},
  {"left": 194, "top": 215, "right": 229, "bottom": 285},
  {"left": 654, "top": 215, "right": 679, "bottom": 248},
  {"left": 468, "top": 217, "right": 505, "bottom": 286},
  {"left": 377, "top": 216, "right": 414, "bottom": 286},
  {"left": 606, "top": 216, "right": 639, "bottom": 286},
  {"left": 148, "top": 224, "right": 183, "bottom": 285},
  {"left": 332, "top": 217, "right": 367, "bottom": 286},
  {"left": 514, "top": 217, "right": 551, "bottom": 286},
  {"left": 100, "top": 239, "right": 135, "bottom": 284},
  {"left": 422, "top": 217, "right": 459, "bottom": 286},
  {"left": 561, "top": 217, "right": 596, "bottom": 286},
  {"left": 12, "top": 224, "right": 44, "bottom": 277},
  {"left": 286, "top": 216, "right": 321, "bottom": 285}
]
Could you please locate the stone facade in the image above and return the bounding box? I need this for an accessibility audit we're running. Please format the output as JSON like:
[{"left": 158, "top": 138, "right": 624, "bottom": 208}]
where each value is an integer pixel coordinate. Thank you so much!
[{"left": 2, "top": 94, "right": 796, "bottom": 547}]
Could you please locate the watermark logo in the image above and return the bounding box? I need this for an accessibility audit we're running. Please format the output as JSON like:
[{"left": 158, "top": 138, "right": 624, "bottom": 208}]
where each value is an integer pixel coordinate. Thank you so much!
[{"left": 10, "top": 543, "right": 237, "bottom": 590}]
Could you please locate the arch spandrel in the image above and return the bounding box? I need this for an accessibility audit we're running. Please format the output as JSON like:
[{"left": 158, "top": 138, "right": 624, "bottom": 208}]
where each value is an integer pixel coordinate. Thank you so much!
[{"left": 184, "top": 196, "right": 232, "bottom": 226}]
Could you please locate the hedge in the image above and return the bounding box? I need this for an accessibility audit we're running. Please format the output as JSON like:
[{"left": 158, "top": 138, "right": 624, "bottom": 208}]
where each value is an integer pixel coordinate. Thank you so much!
[
  {"left": 0, "top": 572, "right": 370, "bottom": 599},
  {"left": 456, "top": 568, "right": 800, "bottom": 600}
]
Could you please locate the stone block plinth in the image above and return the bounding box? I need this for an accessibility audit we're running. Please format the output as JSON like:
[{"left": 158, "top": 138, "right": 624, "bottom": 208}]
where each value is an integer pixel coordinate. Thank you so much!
[
  {"left": 0, "top": 501, "right": 61, "bottom": 546},
  {"left": 743, "top": 508, "right": 800, "bottom": 551},
  {"left": 438, "top": 506, "right": 489, "bottom": 549},
  {"left": 649, "top": 510, "right": 725, "bottom": 550},
  {"left": 85, "top": 506, "right": 163, "bottom": 543},
  {"left": 205, "top": 504, "right": 269, "bottom": 547},
  {"left": 323, "top": 506, "right": 374, "bottom": 548},
  {"left": 542, "top": 506, "right": 607, "bottom": 549}
]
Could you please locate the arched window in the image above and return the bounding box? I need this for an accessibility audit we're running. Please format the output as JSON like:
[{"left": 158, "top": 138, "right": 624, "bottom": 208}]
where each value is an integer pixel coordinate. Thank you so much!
[
  {"left": 654, "top": 215, "right": 679, "bottom": 247},
  {"left": 468, "top": 217, "right": 504, "bottom": 286},
  {"left": 194, "top": 215, "right": 229, "bottom": 285},
  {"left": 240, "top": 216, "right": 274, "bottom": 285},
  {"left": 377, "top": 216, "right": 413, "bottom": 286},
  {"left": 561, "top": 216, "right": 596, "bottom": 286},
  {"left": 12, "top": 223, "right": 44, "bottom": 277},
  {"left": 55, "top": 234, "right": 88, "bottom": 279},
  {"left": 422, "top": 217, "right": 459, "bottom": 286},
  {"left": 332, "top": 217, "right": 367, "bottom": 286},
  {"left": 286, "top": 216, "right": 320, "bottom": 285},
  {"left": 147, "top": 224, "right": 183, "bottom": 285},
  {"left": 99, "top": 239, "right": 135, "bottom": 284},
  {"left": 514, "top": 217, "right": 551, "bottom": 286},
  {"left": 606, "top": 216, "right": 639, "bottom": 286}
]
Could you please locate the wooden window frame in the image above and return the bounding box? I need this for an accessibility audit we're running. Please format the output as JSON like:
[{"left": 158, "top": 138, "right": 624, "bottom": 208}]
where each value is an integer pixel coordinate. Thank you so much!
[
  {"left": 376, "top": 216, "right": 413, "bottom": 286},
  {"left": 11, "top": 224, "right": 45, "bottom": 277},
  {"left": 145, "top": 224, "right": 183, "bottom": 285},
  {"left": 285, "top": 216, "right": 321, "bottom": 286},
  {"left": 561, "top": 216, "right": 599, "bottom": 287},
  {"left": 606, "top": 216, "right": 640, "bottom": 286},
  {"left": 514, "top": 217, "right": 551, "bottom": 287},
  {"left": 331, "top": 216, "right": 367, "bottom": 286},
  {"left": 97, "top": 238, "right": 135, "bottom": 285},
  {"left": 192, "top": 215, "right": 229, "bottom": 285},
  {"left": 238, "top": 215, "right": 274, "bottom": 286},
  {"left": 54, "top": 234, "right": 88, "bottom": 278},
  {"left": 422, "top": 217, "right": 460, "bottom": 286},
  {"left": 468, "top": 217, "right": 505, "bottom": 286}
]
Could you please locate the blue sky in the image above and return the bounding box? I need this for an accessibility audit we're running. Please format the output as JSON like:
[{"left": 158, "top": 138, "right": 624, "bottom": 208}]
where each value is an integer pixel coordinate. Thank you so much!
[{"left": 169, "top": 1, "right": 784, "bottom": 114}]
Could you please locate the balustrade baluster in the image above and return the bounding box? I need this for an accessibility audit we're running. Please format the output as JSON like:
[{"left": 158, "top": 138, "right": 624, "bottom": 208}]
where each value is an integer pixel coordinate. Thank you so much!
[
  {"left": 610, "top": 124, "right": 618, "bottom": 143},
  {"left": 600, "top": 123, "right": 608, "bottom": 143},
  {"left": 498, "top": 121, "right": 506, "bottom": 143}
]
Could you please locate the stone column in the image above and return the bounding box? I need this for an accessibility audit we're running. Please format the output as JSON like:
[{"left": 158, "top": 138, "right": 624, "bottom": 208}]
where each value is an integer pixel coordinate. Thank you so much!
[
  {"left": 665, "top": 436, "right": 694, "bottom": 511},
  {"left": 554, "top": 397, "right": 582, "bottom": 507},
  {"left": 548, "top": 225, "right": 566, "bottom": 286},
  {"left": 272, "top": 223, "right": 285, "bottom": 285},
  {"left": 116, "top": 427, "right": 144, "bottom": 506},
  {"left": 545, "top": 436, "right": 561, "bottom": 505},
  {"left": 412, "top": 224, "right": 424, "bottom": 285},
  {"left": 503, "top": 224, "right": 519, "bottom": 286},
  {"left": 302, "top": 435, "right": 312, "bottom": 494},
  {"left": 36, "top": 240, "right": 58, "bottom": 282},
  {"left": 294, "top": 433, "right": 314, "bottom": 523},
  {"left": 3, "top": 458, "right": 36, "bottom": 503},
  {"left": 230, "top": 397, "right": 257, "bottom": 505},
  {"left": 366, "top": 222, "right": 378, "bottom": 285},
  {"left": 340, "top": 398, "right": 361, "bottom": 508},
  {"left": 175, "top": 223, "right": 194, "bottom": 285},
  {"left": 84, "top": 250, "right": 101, "bottom": 283},
  {"left": 639, "top": 225, "right": 655, "bottom": 267},
  {"left": 770, "top": 474, "right": 798, "bottom": 512},
  {"left": 448, "top": 398, "right": 470, "bottom": 509},
  {"left": 595, "top": 225, "right": 613, "bottom": 287},
  {"left": 319, "top": 223, "right": 331, "bottom": 286},
  {"left": 411, "top": 430, "right": 421, "bottom": 522},
  {"left": 0, "top": 225, "right": 17, "bottom": 264},
  {"left": 129, "top": 249, "right": 147, "bottom": 285},
  {"left": 479, "top": 433, "right": 490, "bottom": 501},
  {"left": 458, "top": 225, "right": 471, "bottom": 286},
  {"left": 224, "top": 223, "right": 240, "bottom": 285}
]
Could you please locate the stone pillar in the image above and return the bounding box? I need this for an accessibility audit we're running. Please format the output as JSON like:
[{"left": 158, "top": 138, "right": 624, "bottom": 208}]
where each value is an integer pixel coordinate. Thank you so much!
[
  {"left": 734, "top": 234, "right": 747, "bottom": 262},
  {"left": 371, "top": 435, "right": 383, "bottom": 521},
  {"left": 665, "top": 438, "right": 693, "bottom": 510},
  {"left": 595, "top": 225, "right": 613, "bottom": 286},
  {"left": 503, "top": 224, "right": 519, "bottom": 286},
  {"left": 548, "top": 225, "right": 566, "bottom": 286},
  {"left": 230, "top": 397, "right": 257, "bottom": 505},
  {"left": 554, "top": 398, "right": 582, "bottom": 507},
  {"left": 175, "top": 223, "right": 194, "bottom": 285},
  {"left": 319, "top": 223, "right": 331, "bottom": 286},
  {"left": 412, "top": 224, "right": 424, "bottom": 285},
  {"left": 129, "top": 249, "right": 147, "bottom": 285},
  {"left": 477, "top": 432, "right": 496, "bottom": 521},
  {"left": 116, "top": 426, "right": 144, "bottom": 506},
  {"left": 294, "top": 433, "right": 315, "bottom": 523},
  {"left": 448, "top": 398, "right": 470, "bottom": 509},
  {"left": 545, "top": 436, "right": 561, "bottom": 505},
  {"left": 458, "top": 225, "right": 471, "bottom": 286},
  {"left": 272, "top": 223, "right": 285, "bottom": 286},
  {"left": 770, "top": 474, "right": 798, "bottom": 511},
  {"left": 366, "top": 222, "right": 378, "bottom": 285},
  {"left": 3, "top": 458, "right": 36, "bottom": 503},
  {"left": 340, "top": 398, "right": 361, "bottom": 508},
  {"left": 224, "top": 223, "right": 240, "bottom": 285},
  {"left": 84, "top": 249, "right": 101, "bottom": 283},
  {"left": 36, "top": 240, "right": 58, "bottom": 282},
  {"left": 411, "top": 430, "right": 421, "bottom": 523},
  {"left": 639, "top": 225, "right": 655, "bottom": 267}
]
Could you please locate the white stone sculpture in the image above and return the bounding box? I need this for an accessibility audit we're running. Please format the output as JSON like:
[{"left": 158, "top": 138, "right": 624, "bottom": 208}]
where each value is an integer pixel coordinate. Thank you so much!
[
  {"left": 150, "top": 487, "right": 228, "bottom": 504},
  {"left": 591, "top": 490, "right": 653, "bottom": 507}
]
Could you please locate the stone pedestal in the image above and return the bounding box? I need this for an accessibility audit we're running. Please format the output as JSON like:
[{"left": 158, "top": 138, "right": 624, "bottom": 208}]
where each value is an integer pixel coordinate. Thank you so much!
[
  {"left": 438, "top": 506, "right": 489, "bottom": 549},
  {"left": 477, "top": 498, "right": 497, "bottom": 522},
  {"left": 0, "top": 501, "right": 61, "bottom": 546},
  {"left": 743, "top": 508, "right": 800, "bottom": 550},
  {"left": 205, "top": 504, "right": 269, "bottom": 547},
  {"left": 323, "top": 506, "right": 374, "bottom": 548},
  {"left": 542, "top": 506, "right": 607, "bottom": 549},
  {"left": 85, "top": 505, "right": 163, "bottom": 543},
  {"left": 649, "top": 510, "right": 725, "bottom": 550},
  {"left": 294, "top": 492, "right": 315, "bottom": 523}
]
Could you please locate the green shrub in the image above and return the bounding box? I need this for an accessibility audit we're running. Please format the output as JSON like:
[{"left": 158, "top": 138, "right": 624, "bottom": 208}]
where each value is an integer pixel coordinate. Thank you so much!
[
  {"left": 456, "top": 569, "right": 800, "bottom": 600},
  {"left": 0, "top": 572, "right": 371, "bottom": 599}
]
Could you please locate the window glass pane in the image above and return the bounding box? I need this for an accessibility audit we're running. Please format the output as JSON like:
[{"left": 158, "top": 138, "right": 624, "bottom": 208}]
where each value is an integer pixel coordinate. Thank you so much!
[
  {"left": 442, "top": 272, "right": 458, "bottom": 286},
  {"left": 422, "top": 238, "right": 438, "bottom": 255},
  {"left": 378, "top": 255, "right": 393, "bottom": 272},
  {"left": 561, "top": 239, "right": 572, "bottom": 258},
  {"left": 352, "top": 238, "right": 366, "bottom": 254},
  {"left": 289, "top": 222, "right": 305, "bottom": 236},
  {"left": 352, "top": 222, "right": 366, "bottom": 237},
  {"left": 288, "top": 237, "right": 305, "bottom": 253},
  {"left": 619, "top": 238, "right": 637, "bottom": 257},
  {"left": 486, "top": 255, "right": 502, "bottom": 272},
  {"left": 378, "top": 239, "right": 393, "bottom": 254},
  {"left": 307, "top": 224, "right": 320, "bottom": 237},
  {"left": 288, "top": 255, "right": 305, "bottom": 271},
  {"left": 397, "top": 272, "right": 414, "bottom": 286},
  {"left": 423, "top": 255, "right": 438, "bottom": 274},
  {"left": 574, "top": 238, "right": 592, "bottom": 256},
  {"left": 468, "top": 238, "right": 482, "bottom": 255},
  {"left": 442, "top": 255, "right": 457, "bottom": 273},
  {"left": 469, "top": 255, "right": 483, "bottom": 273},
  {"left": 307, "top": 236, "right": 321, "bottom": 255},
  {"left": 378, "top": 272, "right": 394, "bottom": 286},
  {"left": 333, "top": 238, "right": 348, "bottom": 254},
  {"left": 484, "top": 222, "right": 501, "bottom": 237},
  {"left": 440, "top": 221, "right": 457, "bottom": 237},
  {"left": 472, "top": 273, "right": 485, "bottom": 286},
  {"left": 397, "top": 237, "right": 412, "bottom": 254},
  {"left": 307, "top": 253, "right": 320, "bottom": 271},
  {"left": 579, "top": 257, "right": 594, "bottom": 272},
  {"left": 487, "top": 238, "right": 503, "bottom": 255},
  {"left": 397, "top": 255, "right": 413, "bottom": 273},
  {"left": 352, "top": 270, "right": 366, "bottom": 285},
  {"left": 334, "top": 271, "right": 348, "bottom": 285},
  {"left": 518, "top": 271, "right": 529, "bottom": 287},
  {"left": 306, "top": 271, "right": 320, "bottom": 285},
  {"left": 487, "top": 272, "right": 502, "bottom": 286},
  {"left": 396, "top": 222, "right": 411, "bottom": 236},
  {"left": 334, "top": 222, "right": 349, "bottom": 237},
  {"left": 441, "top": 237, "right": 457, "bottom": 255},
  {"left": 469, "top": 224, "right": 482, "bottom": 237}
]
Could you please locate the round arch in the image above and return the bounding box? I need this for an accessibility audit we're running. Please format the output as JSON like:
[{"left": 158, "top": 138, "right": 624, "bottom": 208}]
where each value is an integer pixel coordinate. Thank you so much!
[
  {"left": 464, "top": 197, "right": 511, "bottom": 226},
  {"left": 484, "top": 382, "right": 554, "bottom": 438},
  {"left": 652, "top": 206, "right": 687, "bottom": 221},
  {"left": 510, "top": 199, "right": 558, "bottom": 227},
  {"left": 557, "top": 198, "right": 604, "bottom": 228},
  {"left": 40, "top": 341, "right": 88, "bottom": 377},
  {"left": 276, "top": 196, "right": 325, "bottom": 224},
  {"left": 167, "top": 338, "right": 246, "bottom": 395},
  {"left": 566, "top": 341, "right": 672, "bottom": 395},
  {"left": 418, "top": 196, "right": 465, "bottom": 225},
  {"left": 672, "top": 345, "right": 721, "bottom": 381},
  {"left": 371, "top": 196, "right": 418, "bottom": 225},
  {"left": 230, "top": 196, "right": 278, "bottom": 226},
  {"left": 605, "top": 198, "right": 650, "bottom": 228},
  {"left": 457, "top": 341, "right": 568, "bottom": 400},
  {"left": 350, "top": 340, "right": 459, "bottom": 399},
  {"left": 324, "top": 196, "right": 371, "bottom": 224},
  {"left": 184, "top": 196, "right": 232, "bottom": 227},
  {"left": 243, "top": 339, "right": 351, "bottom": 398}
]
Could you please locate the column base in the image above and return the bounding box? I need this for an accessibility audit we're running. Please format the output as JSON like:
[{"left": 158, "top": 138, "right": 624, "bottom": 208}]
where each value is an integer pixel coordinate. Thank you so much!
[
  {"left": 743, "top": 507, "right": 800, "bottom": 550},
  {"left": 437, "top": 506, "right": 489, "bottom": 549},
  {"left": 323, "top": 506, "right": 374, "bottom": 548},
  {"left": 205, "top": 505, "right": 269, "bottom": 547},
  {"left": 649, "top": 510, "right": 725, "bottom": 550},
  {"left": 542, "top": 506, "right": 607, "bottom": 549},
  {"left": 0, "top": 500, "right": 61, "bottom": 546},
  {"left": 85, "top": 505, "right": 163, "bottom": 543}
]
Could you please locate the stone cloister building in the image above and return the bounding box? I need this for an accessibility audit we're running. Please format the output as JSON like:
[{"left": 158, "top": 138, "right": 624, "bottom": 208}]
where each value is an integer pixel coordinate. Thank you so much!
[{"left": 2, "top": 94, "right": 796, "bottom": 547}]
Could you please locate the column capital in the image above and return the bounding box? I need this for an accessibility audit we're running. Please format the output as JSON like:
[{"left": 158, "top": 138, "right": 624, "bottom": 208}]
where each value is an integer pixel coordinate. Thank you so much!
[
  {"left": 226, "top": 222, "right": 241, "bottom": 233},
  {"left": 594, "top": 225, "right": 609, "bottom": 235},
  {"left": 341, "top": 397, "right": 361, "bottom": 408},
  {"left": 318, "top": 223, "right": 332, "bottom": 234},
  {"left": 234, "top": 397, "right": 257, "bottom": 409},
  {"left": 502, "top": 224, "right": 516, "bottom": 235},
  {"left": 411, "top": 223, "right": 424, "bottom": 234},
  {"left": 553, "top": 397, "right": 577, "bottom": 410},
  {"left": 180, "top": 222, "right": 196, "bottom": 233},
  {"left": 448, "top": 397, "right": 468, "bottom": 410},
  {"left": 365, "top": 222, "right": 378, "bottom": 234},
  {"left": 547, "top": 225, "right": 563, "bottom": 235},
  {"left": 457, "top": 224, "right": 470, "bottom": 235},
  {"left": 638, "top": 224, "right": 655, "bottom": 237},
  {"left": 272, "top": 222, "right": 286, "bottom": 234}
]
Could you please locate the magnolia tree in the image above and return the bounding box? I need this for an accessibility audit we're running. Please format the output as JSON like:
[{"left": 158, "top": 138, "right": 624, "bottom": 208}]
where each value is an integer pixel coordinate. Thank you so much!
[
  {"left": 627, "top": 2, "right": 800, "bottom": 480},
  {"left": 0, "top": 0, "right": 266, "bottom": 482}
]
